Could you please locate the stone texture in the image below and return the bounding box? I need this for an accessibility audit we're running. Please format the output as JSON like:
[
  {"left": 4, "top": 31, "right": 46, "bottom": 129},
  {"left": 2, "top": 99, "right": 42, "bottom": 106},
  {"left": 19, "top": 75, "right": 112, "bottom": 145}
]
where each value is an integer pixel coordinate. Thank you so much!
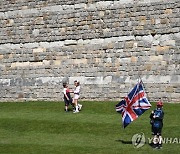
[{"left": 0, "top": 0, "right": 179, "bottom": 102}]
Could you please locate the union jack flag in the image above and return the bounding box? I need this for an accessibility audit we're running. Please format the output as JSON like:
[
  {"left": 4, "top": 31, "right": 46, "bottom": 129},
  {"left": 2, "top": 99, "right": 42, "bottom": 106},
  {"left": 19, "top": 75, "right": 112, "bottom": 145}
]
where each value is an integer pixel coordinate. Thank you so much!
[{"left": 116, "top": 81, "right": 151, "bottom": 128}]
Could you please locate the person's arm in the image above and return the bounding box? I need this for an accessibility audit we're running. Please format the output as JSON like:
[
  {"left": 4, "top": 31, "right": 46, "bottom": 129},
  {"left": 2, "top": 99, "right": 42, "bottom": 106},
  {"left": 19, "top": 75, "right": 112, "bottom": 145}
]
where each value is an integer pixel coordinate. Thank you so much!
[
  {"left": 150, "top": 110, "right": 154, "bottom": 119},
  {"left": 69, "top": 89, "right": 74, "bottom": 93},
  {"left": 65, "top": 94, "right": 69, "bottom": 100},
  {"left": 153, "top": 110, "right": 163, "bottom": 121}
]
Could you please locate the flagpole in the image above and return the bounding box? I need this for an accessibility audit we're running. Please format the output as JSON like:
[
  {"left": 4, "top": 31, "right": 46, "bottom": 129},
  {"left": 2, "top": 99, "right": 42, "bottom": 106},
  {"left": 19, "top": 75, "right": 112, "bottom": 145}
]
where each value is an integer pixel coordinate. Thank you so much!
[
  {"left": 137, "top": 58, "right": 141, "bottom": 107},
  {"left": 138, "top": 80, "right": 140, "bottom": 107},
  {"left": 139, "top": 76, "right": 150, "bottom": 103}
]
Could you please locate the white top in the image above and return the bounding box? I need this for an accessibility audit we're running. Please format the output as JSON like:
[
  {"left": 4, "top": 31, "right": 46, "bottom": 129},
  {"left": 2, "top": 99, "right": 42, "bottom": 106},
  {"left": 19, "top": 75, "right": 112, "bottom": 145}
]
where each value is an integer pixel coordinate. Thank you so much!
[
  {"left": 74, "top": 86, "right": 80, "bottom": 94},
  {"left": 63, "top": 88, "right": 67, "bottom": 95}
]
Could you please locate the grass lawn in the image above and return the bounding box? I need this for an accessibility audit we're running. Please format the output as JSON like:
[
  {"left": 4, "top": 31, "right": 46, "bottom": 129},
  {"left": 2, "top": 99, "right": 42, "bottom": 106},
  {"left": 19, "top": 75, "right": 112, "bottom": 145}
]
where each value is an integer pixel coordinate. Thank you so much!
[{"left": 0, "top": 101, "right": 180, "bottom": 154}]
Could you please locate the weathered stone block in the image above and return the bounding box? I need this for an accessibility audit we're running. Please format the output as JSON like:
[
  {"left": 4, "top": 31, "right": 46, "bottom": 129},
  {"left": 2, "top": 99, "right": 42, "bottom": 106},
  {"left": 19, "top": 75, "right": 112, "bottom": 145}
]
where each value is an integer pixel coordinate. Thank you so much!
[
  {"left": 30, "top": 62, "right": 43, "bottom": 67},
  {"left": 125, "top": 41, "right": 134, "bottom": 48},
  {"left": 161, "top": 18, "right": 169, "bottom": 24},
  {"left": 6, "top": 19, "right": 14, "bottom": 26},
  {"left": 0, "top": 55, "right": 4, "bottom": 59},
  {"left": 0, "top": 79, "right": 10, "bottom": 86},
  {"left": 64, "top": 40, "right": 77, "bottom": 45},
  {"left": 156, "top": 46, "right": 170, "bottom": 53},
  {"left": 74, "top": 59, "right": 88, "bottom": 65},
  {"left": 164, "top": 9, "right": 172, "bottom": 14},
  {"left": 131, "top": 56, "right": 137, "bottom": 63},
  {"left": 33, "top": 48, "right": 46, "bottom": 53},
  {"left": 53, "top": 60, "right": 61, "bottom": 66},
  {"left": 139, "top": 16, "right": 146, "bottom": 25}
]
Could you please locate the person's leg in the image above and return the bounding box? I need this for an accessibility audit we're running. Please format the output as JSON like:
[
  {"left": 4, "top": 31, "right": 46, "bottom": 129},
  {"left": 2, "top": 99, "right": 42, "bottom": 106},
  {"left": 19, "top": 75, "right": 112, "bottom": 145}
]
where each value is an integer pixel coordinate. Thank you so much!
[
  {"left": 153, "top": 135, "right": 159, "bottom": 148},
  {"left": 78, "top": 100, "right": 82, "bottom": 111},
  {"left": 158, "top": 135, "right": 163, "bottom": 149},
  {"left": 69, "top": 98, "right": 74, "bottom": 111},
  {"left": 64, "top": 99, "right": 69, "bottom": 112},
  {"left": 65, "top": 105, "right": 68, "bottom": 112},
  {"left": 152, "top": 127, "right": 159, "bottom": 148},
  {"left": 73, "top": 99, "right": 79, "bottom": 113},
  {"left": 149, "top": 124, "right": 154, "bottom": 146},
  {"left": 158, "top": 127, "right": 163, "bottom": 148},
  {"left": 151, "top": 123, "right": 154, "bottom": 135}
]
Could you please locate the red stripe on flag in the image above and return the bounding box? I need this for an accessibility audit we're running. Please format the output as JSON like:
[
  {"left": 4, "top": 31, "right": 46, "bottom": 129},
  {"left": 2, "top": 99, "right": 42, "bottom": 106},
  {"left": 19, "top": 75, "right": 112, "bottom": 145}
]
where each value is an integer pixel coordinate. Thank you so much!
[
  {"left": 126, "top": 106, "right": 137, "bottom": 120},
  {"left": 122, "top": 111, "right": 125, "bottom": 117},
  {"left": 131, "top": 92, "right": 145, "bottom": 105},
  {"left": 124, "top": 91, "right": 145, "bottom": 120},
  {"left": 125, "top": 97, "right": 130, "bottom": 105}
]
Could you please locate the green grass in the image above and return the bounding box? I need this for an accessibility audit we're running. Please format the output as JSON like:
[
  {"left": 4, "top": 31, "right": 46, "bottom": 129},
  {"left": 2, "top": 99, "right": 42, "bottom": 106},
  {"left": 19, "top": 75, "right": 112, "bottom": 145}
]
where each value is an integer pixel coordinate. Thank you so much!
[{"left": 0, "top": 101, "right": 180, "bottom": 154}]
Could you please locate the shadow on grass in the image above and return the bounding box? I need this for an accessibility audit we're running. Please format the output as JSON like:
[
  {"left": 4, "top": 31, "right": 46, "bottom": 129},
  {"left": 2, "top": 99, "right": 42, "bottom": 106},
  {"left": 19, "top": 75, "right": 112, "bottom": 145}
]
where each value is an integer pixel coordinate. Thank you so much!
[
  {"left": 115, "top": 139, "right": 132, "bottom": 144},
  {"left": 116, "top": 139, "right": 154, "bottom": 148}
]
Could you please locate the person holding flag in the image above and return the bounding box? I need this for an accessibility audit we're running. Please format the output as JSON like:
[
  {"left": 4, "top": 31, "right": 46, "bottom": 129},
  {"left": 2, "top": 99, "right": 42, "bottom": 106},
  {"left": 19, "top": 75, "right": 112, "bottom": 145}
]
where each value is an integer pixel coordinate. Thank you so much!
[{"left": 150, "top": 99, "right": 164, "bottom": 149}]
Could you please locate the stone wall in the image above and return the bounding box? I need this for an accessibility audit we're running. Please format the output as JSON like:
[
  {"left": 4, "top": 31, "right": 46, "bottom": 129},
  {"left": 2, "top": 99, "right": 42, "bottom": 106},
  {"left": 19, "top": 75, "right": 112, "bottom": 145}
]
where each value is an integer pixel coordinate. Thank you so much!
[{"left": 0, "top": 0, "right": 179, "bottom": 102}]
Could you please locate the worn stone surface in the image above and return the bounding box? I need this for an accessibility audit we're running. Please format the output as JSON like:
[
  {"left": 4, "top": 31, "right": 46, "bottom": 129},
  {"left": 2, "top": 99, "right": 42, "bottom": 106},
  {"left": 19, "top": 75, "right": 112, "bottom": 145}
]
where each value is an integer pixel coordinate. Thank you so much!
[{"left": 0, "top": 0, "right": 179, "bottom": 102}]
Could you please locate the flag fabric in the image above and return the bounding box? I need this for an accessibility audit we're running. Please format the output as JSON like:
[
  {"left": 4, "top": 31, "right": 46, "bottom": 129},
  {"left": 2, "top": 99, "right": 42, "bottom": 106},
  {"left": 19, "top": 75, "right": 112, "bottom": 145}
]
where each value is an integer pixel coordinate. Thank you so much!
[{"left": 116, "top": 81, "right": 151, "bottom": 128}]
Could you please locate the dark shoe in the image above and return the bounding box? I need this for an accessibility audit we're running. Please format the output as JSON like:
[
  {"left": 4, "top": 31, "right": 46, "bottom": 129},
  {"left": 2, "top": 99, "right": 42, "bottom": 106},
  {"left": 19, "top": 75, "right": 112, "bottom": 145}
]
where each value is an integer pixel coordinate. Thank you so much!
[
  {"left": 155, "top": 146, "right": 162, "bottom": 150},
  {"left": 152, "top": 144, "right": 158, "bottom": 149},
  {"left": 158, "top": 144, "right": 162, "bottom": 149}
]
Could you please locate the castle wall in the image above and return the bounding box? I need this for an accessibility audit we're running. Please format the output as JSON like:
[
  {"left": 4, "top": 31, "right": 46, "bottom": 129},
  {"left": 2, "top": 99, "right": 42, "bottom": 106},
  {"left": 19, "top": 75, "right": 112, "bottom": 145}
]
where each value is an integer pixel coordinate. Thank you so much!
[{"left": 0, "top": 0, "right": 179, "bottom": 102}]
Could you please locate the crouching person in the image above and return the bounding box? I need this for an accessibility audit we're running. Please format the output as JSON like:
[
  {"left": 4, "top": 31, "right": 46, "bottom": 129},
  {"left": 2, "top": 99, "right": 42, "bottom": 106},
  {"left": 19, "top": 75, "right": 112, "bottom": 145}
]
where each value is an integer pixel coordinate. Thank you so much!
[{"left": 150, "top": 100, "right": 164, "bottom": 149}]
